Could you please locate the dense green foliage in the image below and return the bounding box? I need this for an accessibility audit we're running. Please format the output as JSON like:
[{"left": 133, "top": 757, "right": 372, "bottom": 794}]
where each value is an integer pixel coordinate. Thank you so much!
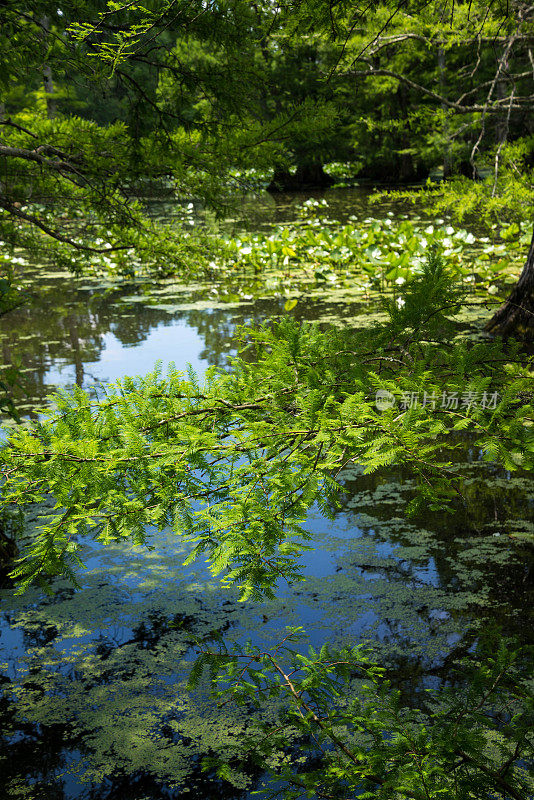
[
  {"left": 0, "top": 0, "right": 287, "bottom": 273},
  {"left": 2, "top": 1, "right": 534, "bottom": 797},
  {"left": 1, "top": 0, "right": 533, "bottom": 276},
  {"left": 193, "top": 630, "right": 533, "bottom": 799},
  {"left": 3, "top": 254, "right": 533, "bottom": 594}
]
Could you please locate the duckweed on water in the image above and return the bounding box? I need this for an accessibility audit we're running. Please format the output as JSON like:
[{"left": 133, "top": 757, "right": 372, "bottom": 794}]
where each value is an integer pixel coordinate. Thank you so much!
[{"left": 1, "top": 447, "right": 532, "bottom": 795}]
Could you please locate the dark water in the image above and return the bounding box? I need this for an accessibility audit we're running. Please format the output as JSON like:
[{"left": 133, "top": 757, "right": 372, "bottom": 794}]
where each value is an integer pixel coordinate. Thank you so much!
[{"left": 0, "top": 188, "right": 532, "bottom": 799}]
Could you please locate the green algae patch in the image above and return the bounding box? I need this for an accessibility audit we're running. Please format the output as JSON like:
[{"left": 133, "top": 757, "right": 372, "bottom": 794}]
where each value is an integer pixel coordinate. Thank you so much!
[{"left": 0, "top": 535, "right": 290, "bottom": 792}]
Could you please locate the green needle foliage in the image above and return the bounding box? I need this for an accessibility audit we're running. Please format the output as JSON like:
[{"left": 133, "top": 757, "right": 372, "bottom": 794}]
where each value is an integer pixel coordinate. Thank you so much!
[
  {"left": 192, "top": 629, "right": 534, "bottom": 800},
  {"left": 2, "top": 250, "right": 534, "bottom": 595}
]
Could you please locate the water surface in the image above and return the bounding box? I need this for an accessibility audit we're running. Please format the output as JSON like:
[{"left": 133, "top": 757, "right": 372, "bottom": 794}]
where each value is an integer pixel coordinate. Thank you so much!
[{"left": 0, "top": 187, "right": 532, "bottom": 799}]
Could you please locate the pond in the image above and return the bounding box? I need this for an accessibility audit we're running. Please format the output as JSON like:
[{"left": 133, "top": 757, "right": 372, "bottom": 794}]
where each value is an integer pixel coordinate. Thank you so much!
[{"left": 0, "top": 187, "right": 533, "bottom": 799}]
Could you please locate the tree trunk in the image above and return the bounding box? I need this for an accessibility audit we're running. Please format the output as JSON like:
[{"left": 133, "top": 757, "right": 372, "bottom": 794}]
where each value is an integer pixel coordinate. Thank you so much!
[
  {"left": 68, "top": 316, "right": 84, "bottom": 387},
  {"left": 485, "top": 226, "right": 534, "bottom": 337},
  {"left": 293, "top": 162, "right": 334, "bottom": 188},
  {"left": 41, "top": 16, "right": 56, "bottom": 119},
  {"left": 267, "top": 168, "right": 293, "bottom": 192},
  {"left": 267, "top": 163, "right": 333, "bottom": 192},
  {"left": 438, "top": 48, "right": 453, "bottom": 178},
  {"left": 0, "top": 511, "right": 19, "bottom": 588},
  {"left": 0, "top": 102, "right": 4, "bottom": 200}
]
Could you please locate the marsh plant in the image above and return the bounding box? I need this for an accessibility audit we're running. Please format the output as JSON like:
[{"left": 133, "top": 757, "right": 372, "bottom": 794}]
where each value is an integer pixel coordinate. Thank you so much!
[{"left": 203, "top": 199, "right": 529, "bottom": 308}]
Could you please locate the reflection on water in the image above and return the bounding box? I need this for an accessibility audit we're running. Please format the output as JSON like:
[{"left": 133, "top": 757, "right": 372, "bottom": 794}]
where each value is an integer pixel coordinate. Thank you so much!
[
  {"left": 0, "top": 186, "right": 436, "bottom": 408},
  {"left": 46, "top": 321, "right": 209, "bottom": 389},
  {"left": 1, "top": 267, "right": 291, "bottom": 410},
  {"left": 0, "top": 188, "right": 533, "bottom": 799},
  {"left": 150, "top": 185, "right": 385, "bottom": 232}
]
